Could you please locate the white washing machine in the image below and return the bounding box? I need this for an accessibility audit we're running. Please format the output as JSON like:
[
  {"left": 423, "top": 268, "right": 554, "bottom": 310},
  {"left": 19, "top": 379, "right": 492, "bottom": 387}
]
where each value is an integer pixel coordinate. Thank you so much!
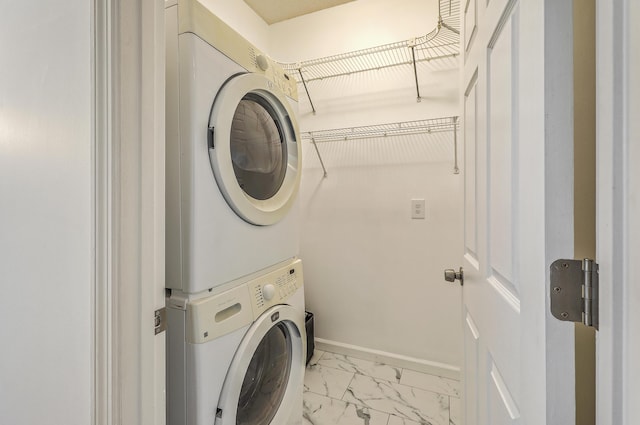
[
  {"left": 167, "top": 259, "right": 306, "bottom": 425},
  {"left": 165, "top": 0, "right": 302, "bottom": 294}
]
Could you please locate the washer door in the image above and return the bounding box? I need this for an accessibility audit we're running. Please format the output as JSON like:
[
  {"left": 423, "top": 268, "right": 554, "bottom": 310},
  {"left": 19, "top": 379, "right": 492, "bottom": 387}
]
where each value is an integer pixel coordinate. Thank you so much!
[
  {"left": 215, "top": 304, "right": 305, "bottom": 425},
  {"left": 208, "top": 73, "right": 301, "bottom": 226}
]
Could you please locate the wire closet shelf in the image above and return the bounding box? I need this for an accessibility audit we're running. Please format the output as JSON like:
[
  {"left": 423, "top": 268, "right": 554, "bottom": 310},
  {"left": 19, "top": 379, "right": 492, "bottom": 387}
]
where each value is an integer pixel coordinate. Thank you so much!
[
  {"left": 300, "top": 116, "right": 460, "bottom": 177},
  {"left": 278, "top": 0, "right": 460, "bottom": 111}
]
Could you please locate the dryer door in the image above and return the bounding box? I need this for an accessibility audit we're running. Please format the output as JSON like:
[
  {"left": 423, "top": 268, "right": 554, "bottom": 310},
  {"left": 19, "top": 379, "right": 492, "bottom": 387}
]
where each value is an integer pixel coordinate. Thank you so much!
[
  {"left": 215, "top": 304, "right": 305, "bottom": 425},
  {"left": 208, "top": 73, "right": 301, "bottom": 226}
]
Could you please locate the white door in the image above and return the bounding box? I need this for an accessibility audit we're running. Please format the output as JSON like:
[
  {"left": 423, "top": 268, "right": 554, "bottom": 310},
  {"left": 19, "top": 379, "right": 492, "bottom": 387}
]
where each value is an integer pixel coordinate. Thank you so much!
[
  {"left": 596, "top": 0, "right": 640, "bottom": 423},
  {"left": 460, "top": 0, "right": 575, "bottom": 424}
]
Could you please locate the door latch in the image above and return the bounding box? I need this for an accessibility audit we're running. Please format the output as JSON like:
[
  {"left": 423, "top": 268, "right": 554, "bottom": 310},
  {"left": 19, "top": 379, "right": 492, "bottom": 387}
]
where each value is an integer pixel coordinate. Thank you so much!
[
  {"left": 444, "top": 267, "right": 464, "bottom": 286},
  {"left": 154, "top": 307, "right": 166, "bottom": 335}
]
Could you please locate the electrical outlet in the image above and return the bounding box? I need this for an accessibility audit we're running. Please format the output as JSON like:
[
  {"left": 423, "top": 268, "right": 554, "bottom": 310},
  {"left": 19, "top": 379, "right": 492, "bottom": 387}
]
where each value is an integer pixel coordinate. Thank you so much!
[{"left": 411, "top": 199, "right": 426, "bottom": 219}]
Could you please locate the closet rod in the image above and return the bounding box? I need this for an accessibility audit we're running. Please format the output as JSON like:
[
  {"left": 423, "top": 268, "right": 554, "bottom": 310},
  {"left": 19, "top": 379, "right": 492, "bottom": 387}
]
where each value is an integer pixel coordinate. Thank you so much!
[
  {"left": 301, "top": 116, "right": 459, "bottom": 142},
  {"left": 300, "top": 116, "right": 461, "bottom": 175}
]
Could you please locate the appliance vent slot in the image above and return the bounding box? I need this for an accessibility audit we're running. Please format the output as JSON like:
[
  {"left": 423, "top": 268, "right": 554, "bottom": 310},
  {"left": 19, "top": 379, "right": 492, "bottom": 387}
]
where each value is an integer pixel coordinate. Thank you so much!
[
  {"left": 248, "top": 47, "right": 257, "bottom": 68},
  {"left": 253, "top": 285, "right": 264, "bottom": 308}
]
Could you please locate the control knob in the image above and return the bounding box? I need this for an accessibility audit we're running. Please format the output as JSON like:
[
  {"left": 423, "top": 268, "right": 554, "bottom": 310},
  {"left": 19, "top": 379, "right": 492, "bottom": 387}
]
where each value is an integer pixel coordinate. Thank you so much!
[
  {"left": 262, "top": 283, "right": 276, "bottom": 301},
  {"left": 256, "top": 55, "right": 269, "bottom": 71}
]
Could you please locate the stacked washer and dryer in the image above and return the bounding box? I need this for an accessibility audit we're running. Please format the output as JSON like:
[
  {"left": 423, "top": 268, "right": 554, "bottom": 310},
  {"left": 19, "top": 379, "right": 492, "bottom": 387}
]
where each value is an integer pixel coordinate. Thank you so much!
[{"left": 164, "top": 1, "right": 306, "bottom": 424}]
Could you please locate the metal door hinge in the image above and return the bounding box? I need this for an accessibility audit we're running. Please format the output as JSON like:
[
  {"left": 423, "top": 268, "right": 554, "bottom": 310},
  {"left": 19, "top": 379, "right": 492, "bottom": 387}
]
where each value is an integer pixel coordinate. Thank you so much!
[
  {"left": 550, "top": 259, "right": 598, "bottom": 330},
  {"left": 154, "top": 307, "right": 167, "bottom": 335}
]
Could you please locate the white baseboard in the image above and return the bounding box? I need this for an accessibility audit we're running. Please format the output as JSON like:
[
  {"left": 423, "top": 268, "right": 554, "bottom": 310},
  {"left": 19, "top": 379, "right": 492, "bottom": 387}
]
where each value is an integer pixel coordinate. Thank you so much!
[{"left": 314, "top": 338, "right": 461, "bottom": 380}]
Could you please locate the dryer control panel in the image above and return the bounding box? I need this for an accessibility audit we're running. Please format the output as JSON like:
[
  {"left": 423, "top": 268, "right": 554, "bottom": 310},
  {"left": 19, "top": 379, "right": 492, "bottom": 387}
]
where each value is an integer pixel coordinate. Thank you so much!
[
  {"left": 175, "top": 0, "right": 298, "bottom": 100},
  {"left": 247, "top": 259, "right": 303, "bottom": 318}
]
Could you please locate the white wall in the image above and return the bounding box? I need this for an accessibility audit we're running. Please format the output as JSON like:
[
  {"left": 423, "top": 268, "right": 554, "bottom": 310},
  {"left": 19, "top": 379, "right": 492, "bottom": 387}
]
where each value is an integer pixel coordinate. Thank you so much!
[
  {"left": 268, "top": 0, "right": 439, "bottom": 62},
  {"left": 0, "top": 2, "right": 92, "bottom": 425},
  {"left": 199, "top": 0, "right": 270, "bottom": 52},
  {"left": 270, "top": 0, "right": 463, "bottom": 368},
  {"left": 300, "top": 138, "right": 463, "bottom": 366}
]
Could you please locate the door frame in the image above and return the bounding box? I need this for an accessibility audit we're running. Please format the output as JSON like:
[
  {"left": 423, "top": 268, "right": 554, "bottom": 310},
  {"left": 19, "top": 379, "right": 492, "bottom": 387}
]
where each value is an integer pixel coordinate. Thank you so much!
[
  {"left": 596, "top": 0, "right": 640, "bottom": 423},
  {"left": 93, "top": 0, "right": 166, "bottom": 423}
]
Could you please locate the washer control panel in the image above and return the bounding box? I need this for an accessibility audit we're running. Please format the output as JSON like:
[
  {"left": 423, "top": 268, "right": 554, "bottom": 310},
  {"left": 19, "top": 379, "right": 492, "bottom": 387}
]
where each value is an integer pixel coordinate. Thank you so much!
[
  {"left": 248, "top": 259, "right": 303, "bottom": 318},
  {"left": 261, "top": 55, "right": 298, "bottom": 100},
  {"left": 185, "top": 258, "right": 303, "bottom": 344}
]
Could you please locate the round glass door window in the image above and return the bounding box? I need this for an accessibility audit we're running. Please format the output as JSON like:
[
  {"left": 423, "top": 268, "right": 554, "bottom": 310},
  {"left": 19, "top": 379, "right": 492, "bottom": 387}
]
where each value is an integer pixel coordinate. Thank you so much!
[
  {"left": 208, "top": 73, "right": 301, "bottom": 226},
  {"left": 236, "top": 322, "right": 292, "bottom": 425},
  {"left": 230, "top": 94, "right": 287, "bottom": 201}
]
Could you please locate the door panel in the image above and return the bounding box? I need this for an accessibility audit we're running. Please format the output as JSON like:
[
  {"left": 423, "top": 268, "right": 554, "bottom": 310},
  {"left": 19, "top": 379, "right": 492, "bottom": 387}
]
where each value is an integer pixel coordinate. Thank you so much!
[
  {"left": 464, "top": 77, "right": 478, "bottom": 259},
  {"left": 488, "top": 15, "right": 514, "bottom": 286},
  {"left": 463, "top": 312, "right": 479, "bottom": 425},
  {"left": 488, "top": 361, "right": 520, "bottom": 424},
  {"left": 461, "top": 0, "right": 575, "bottom": 423},
  {"left": 464, "top": 0, "right": 477, "bottom": 51}
]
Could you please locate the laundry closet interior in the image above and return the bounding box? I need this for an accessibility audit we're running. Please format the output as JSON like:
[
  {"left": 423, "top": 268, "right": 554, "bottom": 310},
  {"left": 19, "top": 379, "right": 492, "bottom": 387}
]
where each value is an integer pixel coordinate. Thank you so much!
[
  {"left": 241, "top": 0, "right": 462, "bottom": 371},
  {"left": 165, "top": 0, "right": 463, "bottom": 424}
]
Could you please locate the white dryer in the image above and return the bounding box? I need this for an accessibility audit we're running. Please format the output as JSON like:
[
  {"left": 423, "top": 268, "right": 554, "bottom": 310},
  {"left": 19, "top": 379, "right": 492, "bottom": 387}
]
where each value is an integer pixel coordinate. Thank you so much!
[
  {"left": 165, "top": 0, "right": 302, "bottom": 294},
  {"left": 167, "top": 259, "right": 306, "bottom": 425}
]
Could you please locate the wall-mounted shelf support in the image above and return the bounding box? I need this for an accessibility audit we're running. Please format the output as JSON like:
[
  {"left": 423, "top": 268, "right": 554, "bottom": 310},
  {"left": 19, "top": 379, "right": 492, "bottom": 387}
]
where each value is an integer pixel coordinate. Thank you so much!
[
  {"left": 410, "top": 40, "right": 422, "bottom": 103},
  {"left": 439, "top": 15, "right": 460, "bottom": 35},
  {"left": 310, "top": 138, "right": 328, "bottom": 178},
  {"left": 297, "top": 67, "right": 316, "bottom": 114}
]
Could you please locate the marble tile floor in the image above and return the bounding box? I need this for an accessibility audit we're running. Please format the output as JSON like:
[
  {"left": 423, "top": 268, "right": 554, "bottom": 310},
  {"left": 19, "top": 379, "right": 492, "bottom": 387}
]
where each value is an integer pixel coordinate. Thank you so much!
[{"left": 303, "top": 350, "right": 461, "bottom": 425}]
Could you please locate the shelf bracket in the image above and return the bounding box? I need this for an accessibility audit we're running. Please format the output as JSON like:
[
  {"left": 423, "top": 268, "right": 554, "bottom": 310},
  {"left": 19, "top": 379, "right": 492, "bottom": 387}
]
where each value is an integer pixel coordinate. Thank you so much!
[
  {"left": 310, "top": 137, "right": 328, "bottom": 178},
  {"left": 440, "top": 20, "right": 460, "bottom": 35},
  {"left": 409, "top": 40, "right": 422, "bottom": 103},
  {"left": 439, "top": 15, "right": 460, "bottom": 35},
  {"left": 297, "top": 67, "right": 316, "bottom": 114}
]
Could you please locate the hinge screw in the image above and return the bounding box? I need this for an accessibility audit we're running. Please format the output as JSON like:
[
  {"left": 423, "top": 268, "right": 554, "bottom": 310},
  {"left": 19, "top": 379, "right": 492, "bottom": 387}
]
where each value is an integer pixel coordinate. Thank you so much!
[
  {"left": 561, "top": 312, "right": 569, "bottom": 318},
  {"left": 562, "top": 263, "right": 570, "bottom": 269},
  {"left": 553, "top": 286, "right": 562, "bottom": 293}
]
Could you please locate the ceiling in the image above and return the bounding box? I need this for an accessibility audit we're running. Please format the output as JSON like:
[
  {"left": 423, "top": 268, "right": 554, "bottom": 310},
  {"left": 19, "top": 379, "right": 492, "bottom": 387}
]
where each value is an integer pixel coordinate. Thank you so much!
[{"left": 243, "top": 0, "right": 356, "bottom": 24}]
